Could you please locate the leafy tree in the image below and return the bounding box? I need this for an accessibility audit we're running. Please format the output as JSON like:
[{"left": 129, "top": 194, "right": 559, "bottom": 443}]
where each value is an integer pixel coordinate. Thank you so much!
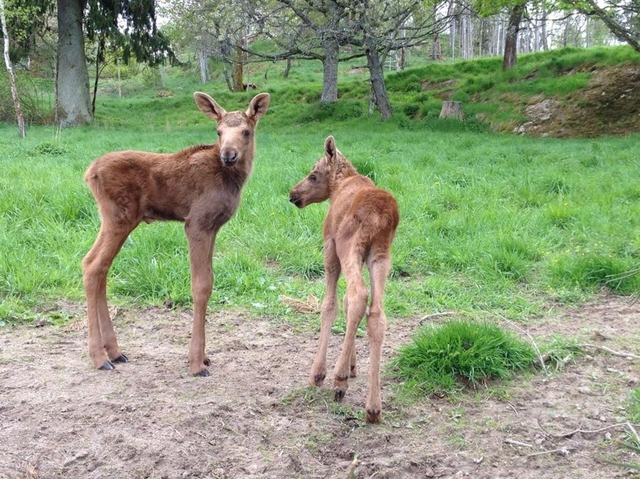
[
  {"left": 6, "top": 0, "right": 173, "bottom": 126},
  {"left": 160, "top": 0, "right": 256, "bottom": 92},
  {"left": 346, "top": 0, "right": 446, "bottom": 117},
  {"left": 0, "top": 0, "right": 50, "bottom": 64},
  {"left": 475, "top": 0, "right": 530, "bottom": 70},
  {"left": 268, "top": 0, "right": 355, "bottom": 102},
  {"left": 564, "top": 0, "right": 640, "bottom": 52},
  {"left": 84, "top": 0, "right": 174, "bottom": 114},
  {"left": 244, "top": 0, "right": 445, "bottom": 115}
]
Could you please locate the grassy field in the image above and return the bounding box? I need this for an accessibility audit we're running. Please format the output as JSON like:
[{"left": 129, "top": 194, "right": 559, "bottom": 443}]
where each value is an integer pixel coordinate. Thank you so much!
[{"left": 1, "top": 46, "right": 639, "bottom": 328}]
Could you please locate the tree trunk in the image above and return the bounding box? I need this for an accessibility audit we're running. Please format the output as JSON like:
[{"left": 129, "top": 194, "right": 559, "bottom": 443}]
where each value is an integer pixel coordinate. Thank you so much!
[
  {"left": 56, "top": 0, "right": 92, "bottom": 127},
  {"left": 283, "top": 57, "right": 291, "bottom": 78},
  {"left": 233, "top": 40, "right": 244, "bottom": 92},
  {"left": 541, "top": 8, "right": 549, "bottom": 51},
  {"left": 439, "top": 101, "right": 465, "bottom": 120},
  {"left": 320, "top": 38, "right": 339, "bottom": 102},
  {"left": 117, "top": 58, "right": 121, "bottom": 98},
  {"left": 365, "top": 40, "right": 392, "bottom": 119},
  {"left": 92, "top": 43, "right": 99, "bottom": 115},
  {"left": 0, "top": 0, "right": 25, "bottom": 137},
  {"left": 198, "top": 47, "right": 209, "bottom": 84},
  {"left": 503, "top": 2, "right": 526, "bottom": 71},
  {"left": 222, "top": 66, "right": 233, "bottom": 92}
]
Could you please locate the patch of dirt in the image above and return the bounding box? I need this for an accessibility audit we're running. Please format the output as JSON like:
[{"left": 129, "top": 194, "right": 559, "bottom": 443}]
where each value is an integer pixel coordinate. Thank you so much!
[
  {"left": 2, "top": 295, "right": 640, "bottom": 478},
  {"left": 421, "top": 80, "right": 458, "bottom": 100},
  {"left": 514, "top": 64, "right": 640, "bottom": 137}
]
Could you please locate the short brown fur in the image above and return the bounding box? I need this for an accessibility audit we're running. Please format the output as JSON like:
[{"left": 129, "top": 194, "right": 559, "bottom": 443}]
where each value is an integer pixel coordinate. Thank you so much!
[
  {"left": 289, "top": 136, "right": 399, "bottom": 423},
  {"left": 82, "top": 92, "right": 270, "bottom": 376}
]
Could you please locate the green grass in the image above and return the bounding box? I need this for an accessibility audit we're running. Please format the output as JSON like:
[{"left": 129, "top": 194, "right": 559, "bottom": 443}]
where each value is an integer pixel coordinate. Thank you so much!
[
  {"left": 606, "top": 388, "right": 640, "bottom": 471},
  {"left": 391, "top": 319, "right": 537, "bottom": 395},
  {"left": 1, "top": 46, "right": 640, "bottom": 327}
]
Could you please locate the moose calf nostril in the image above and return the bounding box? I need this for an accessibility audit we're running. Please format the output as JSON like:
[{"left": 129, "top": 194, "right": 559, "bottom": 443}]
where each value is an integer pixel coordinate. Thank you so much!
[{"left": 221, "top": 153, "right": 238, "bottom": 165}]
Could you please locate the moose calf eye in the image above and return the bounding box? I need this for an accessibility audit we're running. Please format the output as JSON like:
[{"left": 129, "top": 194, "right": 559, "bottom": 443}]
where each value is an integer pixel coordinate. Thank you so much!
[
  {"left": 243, "top": 130, "right": 251, "bottom": 137},
  {"left": 216, "top": 130, "right": 221, "bottom": 136},
  {"left": 309, "top": 174, "right": 317, "bottom": 182}
]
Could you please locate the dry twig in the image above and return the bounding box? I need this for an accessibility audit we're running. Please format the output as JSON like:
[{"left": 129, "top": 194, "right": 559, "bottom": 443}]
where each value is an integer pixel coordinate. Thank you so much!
[
  {"left": 537, "top": 418, "right": 632, "bottom": 438},
  {"left": 505, "top": 439, "right": 533, "bottom": 448},
  {"left": 495, "top": 313, "right": 548, "bottom": 375},
  {"left": 627, "top": 422, "right": 640, "bottom": 444},
  {"left": 420, "top": 311, "right": 456, "bottom": 322},
  {"left": 578, "top": 343, "right": 640, "bottom": 360},
  {"left": 279, "top": 295, "right": 320, "bottom": 314}
]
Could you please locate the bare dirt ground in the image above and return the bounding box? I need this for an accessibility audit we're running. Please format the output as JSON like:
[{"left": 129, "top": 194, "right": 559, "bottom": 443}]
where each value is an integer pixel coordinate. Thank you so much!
[
  {"left": 1, "top": 294, "right": 640, "bottom": 479},
  {"left": 514, "top": 64, "right": 640, "bottom": 138}
]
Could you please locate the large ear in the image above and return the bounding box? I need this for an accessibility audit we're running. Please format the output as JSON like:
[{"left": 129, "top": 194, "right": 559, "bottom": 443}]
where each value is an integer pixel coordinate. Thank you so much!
[
  {"left": 324, "top": 135, "right": 337, "bottom": 163},
  {"left": 246, "top": 93, "right": 270, "bottom": 122},
  {"left": 194, "top": 92, "right": 226, "bottom": 122}
]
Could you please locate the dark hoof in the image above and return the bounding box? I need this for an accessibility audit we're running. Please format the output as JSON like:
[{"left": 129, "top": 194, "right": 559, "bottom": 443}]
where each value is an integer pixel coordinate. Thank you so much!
[
  {"left": 334, "top": 388, "right": 346, "bottom": 402},
  {"left": 366, "top": 410, "right": 382, "bottom": 424},
  {"left": 195, "top": 368, "right": 210, "bottom": 377},
  {"left": 313, "top": 374, "right": 325, "bottom": 387},
  {"left": 112, "top": 354, "right": 128, "bottom": 363},
  {"left": 98, "top": 361, "right": 115, "bottom": 370},
  {"left": 204, "top": 357, "right": 211, "bottom": 367}
]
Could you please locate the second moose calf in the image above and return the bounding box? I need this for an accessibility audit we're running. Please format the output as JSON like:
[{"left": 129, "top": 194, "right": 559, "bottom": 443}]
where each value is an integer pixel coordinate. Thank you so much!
[{"left": 289, "top": 136, "right": 400, "bottom": 423}]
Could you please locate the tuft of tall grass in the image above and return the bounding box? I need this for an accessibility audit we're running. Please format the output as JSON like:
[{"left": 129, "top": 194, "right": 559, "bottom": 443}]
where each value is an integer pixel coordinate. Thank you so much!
[{"left": 391, "top": 320, "right": 537, "bottom": 395}]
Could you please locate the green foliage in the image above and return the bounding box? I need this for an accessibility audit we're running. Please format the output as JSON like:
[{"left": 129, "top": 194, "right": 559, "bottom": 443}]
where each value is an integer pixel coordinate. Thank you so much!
[
  {"left": 606, "top": 389, "right": 640, "bottom": 471},
  {"left": 1, "top": 45, "right": 640, "bottom": 327},
  {"left": 626, "top": 388, "right": 640, "bottom": 424},
  {"left": 391, "top": 320, "right": 537, "bottom": 395},
  {"left": 550, "top": 249, "right": 640, "bottom": 293},
  {"left": 0, "top": 73, "right": 52, "bottom": 124}
]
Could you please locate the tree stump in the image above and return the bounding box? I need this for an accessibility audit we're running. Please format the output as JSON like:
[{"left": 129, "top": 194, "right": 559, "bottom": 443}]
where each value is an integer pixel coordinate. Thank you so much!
[{"left": 439, "top": 101, "right": 466, "bottom": 121}]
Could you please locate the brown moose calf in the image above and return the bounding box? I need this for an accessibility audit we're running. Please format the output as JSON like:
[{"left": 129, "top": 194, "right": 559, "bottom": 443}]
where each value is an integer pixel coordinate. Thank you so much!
[
  {"left": 289, "top": 136, "right": 399, "bottom": 423},
  {"left": 82, "top": 92, "right": 270, "bottom": 377}
]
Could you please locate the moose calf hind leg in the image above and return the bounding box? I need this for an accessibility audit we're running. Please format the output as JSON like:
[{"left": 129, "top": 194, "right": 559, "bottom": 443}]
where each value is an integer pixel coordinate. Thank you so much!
[
  {"left": 333, "top": 283, "right": 368, "bottom": 402},
  {"left": 343, "top": 293, "right": 357, "bottom": 378},
  {"left": 363, "top": 306, "right": 387, "bottom": 424}
]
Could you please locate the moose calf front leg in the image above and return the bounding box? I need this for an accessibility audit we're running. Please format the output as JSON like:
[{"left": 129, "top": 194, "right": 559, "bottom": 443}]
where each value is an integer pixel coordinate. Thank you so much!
[
  {"left": 187, "top": 231, "right": 215, "bottom": 376},
  {"left": 309, "top": 289, "right": 339, "bottom": 387},
  {"left": 309, "top": 250, "right": 341, "bottom": 387}
]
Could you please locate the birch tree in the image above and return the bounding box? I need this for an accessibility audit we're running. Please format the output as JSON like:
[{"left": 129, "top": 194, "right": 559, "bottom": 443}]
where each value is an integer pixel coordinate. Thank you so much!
[{"left": 0, "top": 0, "right": 25, "bottom": 136}]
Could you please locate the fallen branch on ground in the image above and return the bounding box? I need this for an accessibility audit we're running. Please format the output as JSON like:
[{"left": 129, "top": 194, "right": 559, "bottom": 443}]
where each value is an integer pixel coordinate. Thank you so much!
[
  {"left": 505, "top": 439, "right": 533, "bottom": 448},
  {"left": 578, "top": 343, "right": 640, "bottom": 360},
  {"left": 419, "top": 311, "right": 456, "bottom": 322},
  {"left": 279, "top": 295, "right": 320, "bottom": 314},
  {"left": 537, "top": 418, "right": 634, "bottom": 438},
  {"left": 495, "top": 313, "right": 548, "bottom": 376}
]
